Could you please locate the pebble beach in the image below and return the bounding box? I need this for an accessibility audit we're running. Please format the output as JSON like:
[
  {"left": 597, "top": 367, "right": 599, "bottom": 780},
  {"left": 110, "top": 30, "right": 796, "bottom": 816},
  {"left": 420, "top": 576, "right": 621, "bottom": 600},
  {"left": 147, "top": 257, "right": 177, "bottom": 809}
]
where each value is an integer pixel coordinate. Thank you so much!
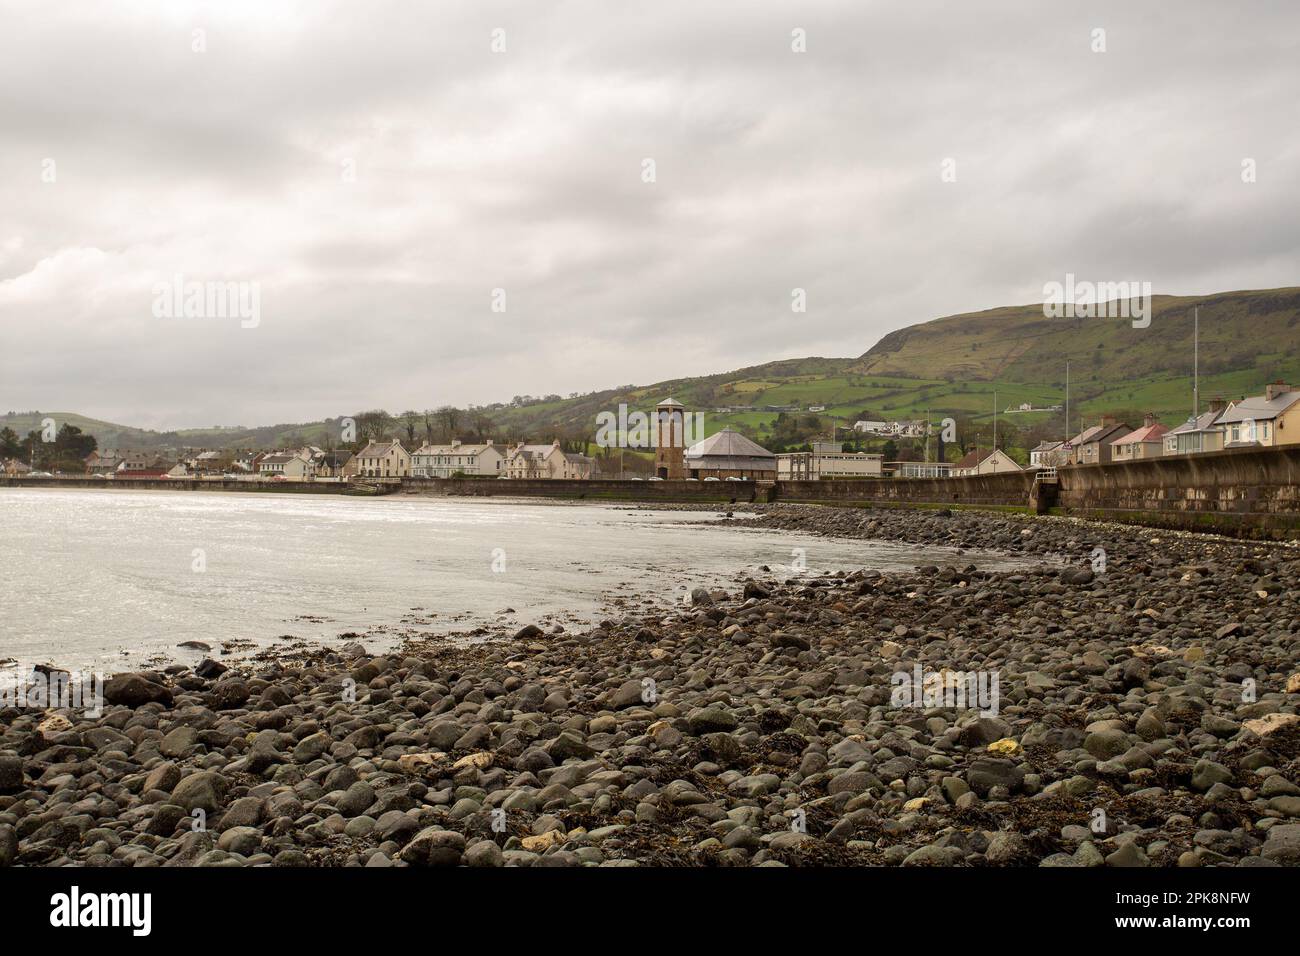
[{"left": 2, "top": 504, "right": 1298, "bottom": 868}]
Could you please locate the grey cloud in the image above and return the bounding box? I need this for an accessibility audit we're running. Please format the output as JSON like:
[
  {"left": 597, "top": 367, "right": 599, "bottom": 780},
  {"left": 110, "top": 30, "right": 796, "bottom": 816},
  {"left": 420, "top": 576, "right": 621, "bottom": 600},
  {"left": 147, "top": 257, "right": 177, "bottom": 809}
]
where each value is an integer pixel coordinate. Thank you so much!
[{"left": 0, "top": 0, "right": 1296, "bottom": 427}]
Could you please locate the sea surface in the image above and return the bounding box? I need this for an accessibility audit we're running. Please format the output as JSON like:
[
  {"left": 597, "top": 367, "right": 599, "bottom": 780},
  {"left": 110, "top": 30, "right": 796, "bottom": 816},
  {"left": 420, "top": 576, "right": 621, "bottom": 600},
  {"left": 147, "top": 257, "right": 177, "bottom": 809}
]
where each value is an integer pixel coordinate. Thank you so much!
[{"left": 0, "top": 488, "right": 1029, "bottom": 672}]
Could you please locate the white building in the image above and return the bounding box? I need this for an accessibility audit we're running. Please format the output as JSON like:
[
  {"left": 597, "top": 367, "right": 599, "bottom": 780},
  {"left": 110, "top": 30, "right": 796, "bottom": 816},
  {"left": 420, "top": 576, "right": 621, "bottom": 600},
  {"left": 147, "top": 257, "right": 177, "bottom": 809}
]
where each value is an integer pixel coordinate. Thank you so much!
[
  {"left": 1028, "top": 440, "right": 1065, "bottom": 468},
  {"left": 411, "top": 439, "right": 506, "bottom": 478},
  {"left": 853, "top": 419, "right": 927, "bottom": 438},
  {"left": 777, "top": 442, "right": 883, "bottom": 479},
  {"left": 257, "top": 453, "right": 314, "bottom": 479},
  {"left": 853, "top": 420, "right": 888, "bottom": 434},
  {"left": 889, "top": 461, "right": 954, "bottom": 478}
]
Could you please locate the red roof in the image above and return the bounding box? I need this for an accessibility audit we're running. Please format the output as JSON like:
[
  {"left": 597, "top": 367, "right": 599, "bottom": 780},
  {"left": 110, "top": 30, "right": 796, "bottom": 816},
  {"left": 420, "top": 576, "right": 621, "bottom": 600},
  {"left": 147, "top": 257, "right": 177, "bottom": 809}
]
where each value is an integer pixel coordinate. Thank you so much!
[
  {"left": 1111, "top": 423, "right": 1168, "bottom": 446},
  {"left": 954, "top": 448, "right": 994, "bottom": 469}
]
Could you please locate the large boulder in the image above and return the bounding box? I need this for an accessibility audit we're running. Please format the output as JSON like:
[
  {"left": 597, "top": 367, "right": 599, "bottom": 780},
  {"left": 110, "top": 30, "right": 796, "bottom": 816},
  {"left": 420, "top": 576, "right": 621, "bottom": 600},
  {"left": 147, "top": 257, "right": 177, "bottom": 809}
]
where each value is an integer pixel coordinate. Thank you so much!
[
  {"left": 170, "top": 771, "right": 228, "bottom": 814},
  {"left": 104, "top": 673, "right": 173, "bottom": 708},
  {"left": 0, "top": 755, "right": 24, "bottom": 793},
  {"left": 400, "top": 827, "right": 466, "bottom": 866}
]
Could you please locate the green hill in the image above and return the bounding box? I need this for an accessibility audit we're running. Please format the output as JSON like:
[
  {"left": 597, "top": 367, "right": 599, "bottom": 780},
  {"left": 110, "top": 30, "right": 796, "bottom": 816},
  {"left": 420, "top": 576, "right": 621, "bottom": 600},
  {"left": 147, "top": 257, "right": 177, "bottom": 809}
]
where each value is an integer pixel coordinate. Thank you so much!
[
  {"left": 0, "top": 411, "right": 351, "bottom": 454},
  {"left": 855, "top": 288, "right": 1300, "bottom": 386}
]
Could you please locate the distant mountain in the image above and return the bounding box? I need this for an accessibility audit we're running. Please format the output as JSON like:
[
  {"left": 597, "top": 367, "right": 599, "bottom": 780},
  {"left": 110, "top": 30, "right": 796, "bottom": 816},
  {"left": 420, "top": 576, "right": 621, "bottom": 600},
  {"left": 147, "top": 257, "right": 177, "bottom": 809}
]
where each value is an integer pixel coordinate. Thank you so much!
[
  {"left": 12, "top": 286, "right": 1299, "bottom": 453},
  {"left": 0, "top": 411, "right": 348, "bottom": 454},
  {"left": 855, "top": 288, "right": 1300, "bottom": 385}
]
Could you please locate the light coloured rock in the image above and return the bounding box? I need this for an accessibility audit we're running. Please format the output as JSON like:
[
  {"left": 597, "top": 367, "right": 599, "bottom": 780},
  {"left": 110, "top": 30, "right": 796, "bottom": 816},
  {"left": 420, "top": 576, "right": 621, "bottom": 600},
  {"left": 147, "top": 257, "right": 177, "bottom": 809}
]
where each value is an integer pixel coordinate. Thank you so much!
[
  {"left": 521, "top": 830, "right": 565, "bottom": 852},
  {"left": 37, "top": 714, "right": 73, "bottom": 735},
  {"left": 398, "top": 752, "right": 446, "bottom": 773},
  {"left": 452, "top": 752, "right": 493, "bottom": 771},
  {"left": 1243, "top": 713, "right": 1300, "bottom": 738}
]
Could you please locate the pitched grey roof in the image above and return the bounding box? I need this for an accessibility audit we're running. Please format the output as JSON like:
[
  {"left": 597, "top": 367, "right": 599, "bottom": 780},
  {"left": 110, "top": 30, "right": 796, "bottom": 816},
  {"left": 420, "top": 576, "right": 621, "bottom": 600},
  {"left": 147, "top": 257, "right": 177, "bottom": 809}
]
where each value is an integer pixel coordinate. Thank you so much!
[
  {"left": 686, "top": 428, "right": 774, "bottom": 460},
  {"left": 1167, "top": 409, "right": 1224, "bottom": 435},
  {"left": 1069, "top": 423, "right": 1130, "bottom": 446},
  {"left": 510, "top": 444, "right": 557, "bottom": 458},
  {"left": 356, "top": 441, "right": 406, "bottom": 458},
  {"left": 414, "top": 442, "right": 500, "bottom": 456},
  {"left": 1216, "top": 391, "right": 1300, "bottom": 424}
]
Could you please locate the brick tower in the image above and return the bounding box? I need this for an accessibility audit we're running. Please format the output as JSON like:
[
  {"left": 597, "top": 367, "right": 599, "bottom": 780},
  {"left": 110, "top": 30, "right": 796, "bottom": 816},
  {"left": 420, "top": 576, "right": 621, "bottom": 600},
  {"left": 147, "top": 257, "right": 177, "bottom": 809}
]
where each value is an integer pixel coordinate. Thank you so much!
[{"left": 655, "top": 397, "right": 686, "bottom": 479}]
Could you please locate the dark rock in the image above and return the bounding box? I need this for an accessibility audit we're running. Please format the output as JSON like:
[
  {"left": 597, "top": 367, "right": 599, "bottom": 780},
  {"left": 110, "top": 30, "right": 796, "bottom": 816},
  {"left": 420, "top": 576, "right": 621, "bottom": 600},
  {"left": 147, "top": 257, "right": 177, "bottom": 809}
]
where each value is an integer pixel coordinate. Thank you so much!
[{"left": 104, "top": 673, "right": 173, "bottom": 708}]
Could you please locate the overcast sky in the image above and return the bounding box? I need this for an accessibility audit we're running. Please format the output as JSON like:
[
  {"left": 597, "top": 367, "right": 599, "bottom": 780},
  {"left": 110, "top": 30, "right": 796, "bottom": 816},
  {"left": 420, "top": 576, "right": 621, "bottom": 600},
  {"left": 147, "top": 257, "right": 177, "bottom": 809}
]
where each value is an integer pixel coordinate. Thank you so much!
[{"left": 1, "top": 0, "right": 1297, "bottom": 429}]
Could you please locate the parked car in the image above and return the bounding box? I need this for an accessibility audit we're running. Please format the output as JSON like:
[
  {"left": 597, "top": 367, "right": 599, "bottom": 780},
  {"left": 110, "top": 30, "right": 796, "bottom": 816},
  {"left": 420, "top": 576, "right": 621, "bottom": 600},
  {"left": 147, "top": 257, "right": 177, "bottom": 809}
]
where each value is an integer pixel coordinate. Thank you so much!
[{"left": 703, "top": 476, "right": 720, "bottom": 482}]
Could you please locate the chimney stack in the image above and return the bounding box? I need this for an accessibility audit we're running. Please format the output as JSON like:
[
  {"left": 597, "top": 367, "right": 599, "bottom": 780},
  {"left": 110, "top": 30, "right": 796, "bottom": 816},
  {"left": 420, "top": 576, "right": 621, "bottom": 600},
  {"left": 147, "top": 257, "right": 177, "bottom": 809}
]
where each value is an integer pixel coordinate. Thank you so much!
[
  {"left": 1264, "top": 380, "right": 1292, "bottom": 402},
  {"left": 1143, "top": 412, "right": 1156, "bottom": 428},
  {"left": 1208, "top": 397, "right": 1227, "bottom": 414}
]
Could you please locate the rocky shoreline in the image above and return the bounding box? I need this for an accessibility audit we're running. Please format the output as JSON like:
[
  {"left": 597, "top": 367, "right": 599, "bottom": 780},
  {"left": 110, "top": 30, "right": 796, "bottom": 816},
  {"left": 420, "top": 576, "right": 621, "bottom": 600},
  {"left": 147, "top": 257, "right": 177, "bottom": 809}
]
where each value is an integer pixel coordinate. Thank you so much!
[{"left": 2, "top": 504, "right": 1298, "bottom": 867}]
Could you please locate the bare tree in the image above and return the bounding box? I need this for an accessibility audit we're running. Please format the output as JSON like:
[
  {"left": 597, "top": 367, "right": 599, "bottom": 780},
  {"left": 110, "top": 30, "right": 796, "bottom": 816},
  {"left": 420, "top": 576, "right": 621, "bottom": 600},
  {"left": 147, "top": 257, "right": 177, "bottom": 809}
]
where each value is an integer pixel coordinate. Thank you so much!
[
  {"left": 354, "top": 409, "right": 394, "bottom": 444},
  {"left": 399, "top": 410, "right": 421, "bottom": 447},
  {"left": 471, "top": 409, "right": 494, "bottom": 442},
  {"left": 435, "top": 405, "right": 460, "bottom": 441}
]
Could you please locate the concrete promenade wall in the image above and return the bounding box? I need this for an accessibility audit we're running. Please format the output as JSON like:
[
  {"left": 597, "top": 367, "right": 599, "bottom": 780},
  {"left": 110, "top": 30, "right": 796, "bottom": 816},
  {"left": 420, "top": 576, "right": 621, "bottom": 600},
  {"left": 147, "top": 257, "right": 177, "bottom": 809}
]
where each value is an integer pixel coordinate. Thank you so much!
[
  {"left": 1054, "top": 445, "right": 1300, "bottom": 537},
  {"left": 400, "top": 477, "right": 758, "bottom": 502},
  {"left": 774, "top": 472, "right": 1035, "bottom": 508},
  {"left": 6, "top": 446, "right": 1300, "bottom": 536},
  {"left": 0, "top": 475, "right": 756, "bottom": 502}
]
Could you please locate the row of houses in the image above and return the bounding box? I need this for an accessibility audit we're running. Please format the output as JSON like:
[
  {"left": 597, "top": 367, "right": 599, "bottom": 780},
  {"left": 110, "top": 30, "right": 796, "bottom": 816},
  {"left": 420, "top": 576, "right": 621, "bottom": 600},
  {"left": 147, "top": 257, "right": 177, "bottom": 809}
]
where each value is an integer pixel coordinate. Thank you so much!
[
  {"left": 1030, "top": 381, "right": 1300, "bottom": 467},
  {"left": 352, "top": 438, "right": 595, "bottom": 480}
]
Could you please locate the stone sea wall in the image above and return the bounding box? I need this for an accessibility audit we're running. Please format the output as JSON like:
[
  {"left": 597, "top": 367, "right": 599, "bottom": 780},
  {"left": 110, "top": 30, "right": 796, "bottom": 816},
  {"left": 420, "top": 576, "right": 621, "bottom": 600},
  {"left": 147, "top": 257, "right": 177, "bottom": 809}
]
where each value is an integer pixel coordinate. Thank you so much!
[{"left": 7, "top": 444, "right": 1300, "bottom": 536}]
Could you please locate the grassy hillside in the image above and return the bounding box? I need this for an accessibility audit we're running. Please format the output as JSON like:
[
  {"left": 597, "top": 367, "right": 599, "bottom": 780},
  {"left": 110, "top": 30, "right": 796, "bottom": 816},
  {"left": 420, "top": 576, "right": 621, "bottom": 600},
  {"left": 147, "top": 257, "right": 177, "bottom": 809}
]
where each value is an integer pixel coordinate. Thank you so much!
[
  {"left": 855, "top": 288, "right": 1300, "bottom": 385},
  {"left": 0, "top": 411, "right": 350, "bottom": 454},
  {"left": 12, "top": 286, "right": 1298, "bottom": 462}
]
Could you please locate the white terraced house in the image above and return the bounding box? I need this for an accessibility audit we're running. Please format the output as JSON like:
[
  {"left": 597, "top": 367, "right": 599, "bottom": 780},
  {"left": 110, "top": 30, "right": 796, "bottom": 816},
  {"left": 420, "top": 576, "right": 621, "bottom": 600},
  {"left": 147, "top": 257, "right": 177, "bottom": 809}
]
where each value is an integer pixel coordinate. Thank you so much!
[
  {"left": 256, "top": 452, "right": 313, "bottom": 479},
  {"left": 352, "top": 440, "right": 411, "bottom": 478},
  {"left": 411, "top": 439, "right": 505, "bottom": 478}
]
